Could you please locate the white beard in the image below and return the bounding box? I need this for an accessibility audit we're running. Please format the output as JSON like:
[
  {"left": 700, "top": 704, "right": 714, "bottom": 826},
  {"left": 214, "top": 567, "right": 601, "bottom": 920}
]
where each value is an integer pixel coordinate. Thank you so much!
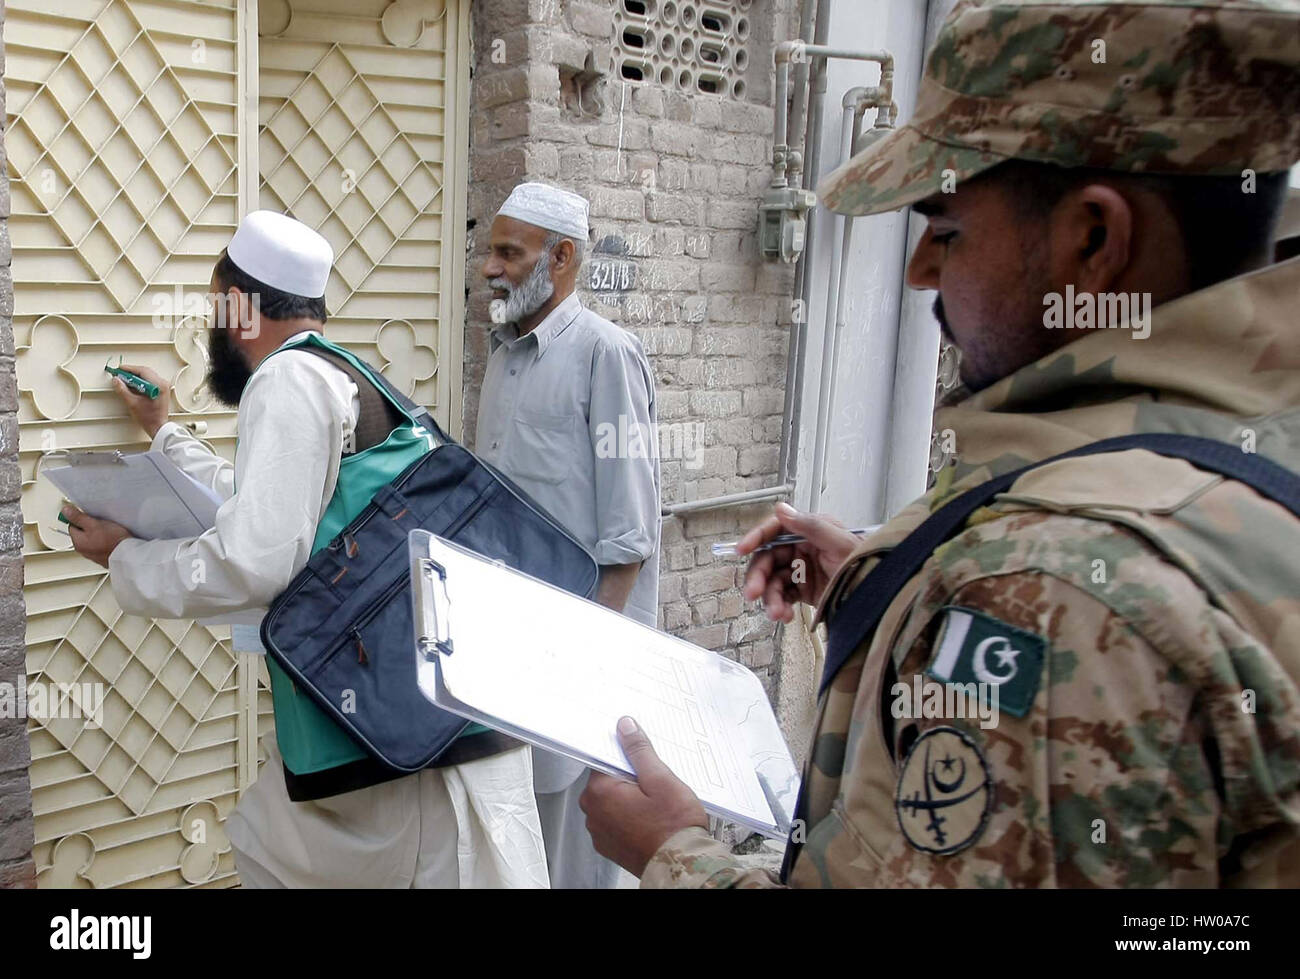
[{"left": 488, "top": 251, "right": 554, "bottom": 326}]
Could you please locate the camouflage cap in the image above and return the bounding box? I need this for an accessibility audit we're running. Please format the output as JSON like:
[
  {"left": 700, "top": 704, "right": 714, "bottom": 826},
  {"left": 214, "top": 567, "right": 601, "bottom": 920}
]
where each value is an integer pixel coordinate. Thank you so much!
[{"left": 819, "top": 0, "right": 1300, "bottom": 216}]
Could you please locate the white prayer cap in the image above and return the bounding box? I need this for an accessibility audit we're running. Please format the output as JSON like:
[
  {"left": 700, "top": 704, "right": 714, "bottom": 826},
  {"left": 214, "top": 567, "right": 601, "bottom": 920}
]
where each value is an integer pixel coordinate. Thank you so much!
[
  {"left": 226, "top": 210, "right": 333, "bottom": 299},
  {"left": 495, "top": 182, "right": 590, "bottom": 241}
]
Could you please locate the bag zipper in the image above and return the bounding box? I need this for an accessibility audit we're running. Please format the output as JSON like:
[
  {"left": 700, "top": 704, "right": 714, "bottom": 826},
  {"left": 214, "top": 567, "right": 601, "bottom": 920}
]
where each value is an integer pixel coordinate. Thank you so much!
[
  {"left": 310, "top": 573, "right": 407, "bottom": 671},
  {"left": 353, "top": 629, "right": 368, "bottom": 665}
]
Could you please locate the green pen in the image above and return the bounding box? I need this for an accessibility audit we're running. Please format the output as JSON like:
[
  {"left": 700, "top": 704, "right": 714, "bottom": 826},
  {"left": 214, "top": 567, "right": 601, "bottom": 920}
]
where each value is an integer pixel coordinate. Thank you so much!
[
  {"left": 57, "top": 510, "right": 82, "bottom": 532},
  {"left": 105, "top": 358, "right": 160, "bottom": 399}
]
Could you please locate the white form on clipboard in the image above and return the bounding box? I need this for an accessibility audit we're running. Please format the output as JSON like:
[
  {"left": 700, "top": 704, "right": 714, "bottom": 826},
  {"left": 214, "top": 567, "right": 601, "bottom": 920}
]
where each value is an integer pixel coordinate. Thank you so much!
[
  {"left": 41, "top": 450, "right": 262, "bottom": 629},
  {"left": 409, "top": 529, "right": 800, "bottom": 839},
  {"left": 41, "top": 449, "right": 221, "bottom": 541}
]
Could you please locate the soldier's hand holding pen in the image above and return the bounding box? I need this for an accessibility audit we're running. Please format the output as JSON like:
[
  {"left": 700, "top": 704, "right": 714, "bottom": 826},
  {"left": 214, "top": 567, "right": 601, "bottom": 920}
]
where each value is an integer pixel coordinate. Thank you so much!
[{"left": 737, "top": 502, "right": 862, "bottom": 623}]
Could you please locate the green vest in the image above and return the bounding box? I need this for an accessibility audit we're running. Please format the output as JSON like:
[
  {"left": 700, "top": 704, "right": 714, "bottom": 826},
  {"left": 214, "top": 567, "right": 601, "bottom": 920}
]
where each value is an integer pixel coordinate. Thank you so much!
[{"left": 257, "top": 334, "right": 485, "bottom": 775}]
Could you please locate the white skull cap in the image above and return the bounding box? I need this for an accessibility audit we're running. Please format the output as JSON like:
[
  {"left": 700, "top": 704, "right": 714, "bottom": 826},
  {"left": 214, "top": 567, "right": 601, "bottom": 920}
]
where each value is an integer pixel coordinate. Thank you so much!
[
  {"left": 496, "top": 182, "right": 591, "bottom": 241},
  {"left": 226, "top": 210, "right": 334, "bottom": 299}
]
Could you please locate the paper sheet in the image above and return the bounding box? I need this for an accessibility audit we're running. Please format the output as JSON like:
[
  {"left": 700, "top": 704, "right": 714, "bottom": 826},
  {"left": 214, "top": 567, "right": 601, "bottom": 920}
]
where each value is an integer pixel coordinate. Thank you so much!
[
  {"left": 43, "top": 451, "right": 221, "bottom": 541},
  {"left": 412, "top": 532, "right": 799, "bottom": 837}
]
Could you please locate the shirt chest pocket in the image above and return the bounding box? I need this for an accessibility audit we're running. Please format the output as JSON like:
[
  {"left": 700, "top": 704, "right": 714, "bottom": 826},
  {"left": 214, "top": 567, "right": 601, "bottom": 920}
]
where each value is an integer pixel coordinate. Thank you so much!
[{"left": 508, "top": 407, "right": 579, "bottom": 485}]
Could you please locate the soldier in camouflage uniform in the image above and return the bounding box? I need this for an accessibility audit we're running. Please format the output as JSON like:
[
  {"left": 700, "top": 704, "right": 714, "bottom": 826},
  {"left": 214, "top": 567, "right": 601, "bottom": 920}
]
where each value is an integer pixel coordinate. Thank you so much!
[{"left": 580, "top": 0, "right": 1300, "bottom": 887}]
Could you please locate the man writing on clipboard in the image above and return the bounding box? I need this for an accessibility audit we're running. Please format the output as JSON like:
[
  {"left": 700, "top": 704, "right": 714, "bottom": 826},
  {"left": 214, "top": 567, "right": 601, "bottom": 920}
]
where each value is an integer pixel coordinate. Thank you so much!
[
  {"left": 62, "top": 210, "right": 548, "bottom": 889},
  {"left": 580, "top": 0, "right": 1300, "bottom": 888}
]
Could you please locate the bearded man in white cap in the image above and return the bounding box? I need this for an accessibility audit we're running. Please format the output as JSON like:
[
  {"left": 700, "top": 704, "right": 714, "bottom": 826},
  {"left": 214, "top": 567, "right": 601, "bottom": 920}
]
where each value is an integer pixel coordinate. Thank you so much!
[
  {"left": 63, "top": 209, "right": 549, "bottom": 889},
  {"left": 477, "top": 182, "right": 661, "bottom": 888}
]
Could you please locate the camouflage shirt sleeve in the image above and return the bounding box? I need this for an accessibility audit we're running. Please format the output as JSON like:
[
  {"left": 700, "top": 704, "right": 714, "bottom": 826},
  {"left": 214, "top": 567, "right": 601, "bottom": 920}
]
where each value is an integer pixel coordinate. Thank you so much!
[
  {"left": 873, "top": 513, "right": 1300, "bottom": 887},
  {"left": 639, "top": 827, "right": 784, "bottom": 888}
]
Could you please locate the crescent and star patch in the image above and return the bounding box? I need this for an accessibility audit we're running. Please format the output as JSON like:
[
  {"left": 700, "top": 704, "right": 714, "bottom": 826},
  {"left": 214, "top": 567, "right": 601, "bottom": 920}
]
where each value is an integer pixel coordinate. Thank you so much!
[
  {"left": 893, "top": 607, "right": 1048, "bottom": 855},
  {"left": 924, "top": 605, "right": 1047, "bottom": 718},
  {"left": 894, "top": 725, "right": 993, "bottom": 856}
]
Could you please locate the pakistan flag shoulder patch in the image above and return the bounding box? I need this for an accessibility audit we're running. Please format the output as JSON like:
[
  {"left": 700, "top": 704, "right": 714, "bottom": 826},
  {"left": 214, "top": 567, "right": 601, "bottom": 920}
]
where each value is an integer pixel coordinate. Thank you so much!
[{"left": 925, "top": 606, "right": 1047, "bottom": 719}]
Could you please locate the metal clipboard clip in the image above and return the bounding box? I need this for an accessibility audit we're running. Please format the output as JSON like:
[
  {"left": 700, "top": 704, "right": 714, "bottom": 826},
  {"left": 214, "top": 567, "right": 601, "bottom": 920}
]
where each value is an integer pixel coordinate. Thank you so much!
[
  {"left": 41, "top": 449, "right": 128, "bottom": 467},
  {"left": 414, "top": 557, "right": 454, "bottom": 659}
]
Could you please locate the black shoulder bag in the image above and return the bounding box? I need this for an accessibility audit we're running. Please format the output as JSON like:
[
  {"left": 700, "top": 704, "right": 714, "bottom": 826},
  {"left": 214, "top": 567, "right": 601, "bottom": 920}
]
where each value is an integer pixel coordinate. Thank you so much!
[{"left": 260, "top": 347, "right": 599, "bottom": 801}]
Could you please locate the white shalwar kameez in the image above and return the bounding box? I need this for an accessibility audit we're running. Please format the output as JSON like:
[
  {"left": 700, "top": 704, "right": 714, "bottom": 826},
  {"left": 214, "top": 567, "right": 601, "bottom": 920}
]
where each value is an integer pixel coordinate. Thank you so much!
[{"left": 107, "top": 333, "right": 548, "bottom": 888}]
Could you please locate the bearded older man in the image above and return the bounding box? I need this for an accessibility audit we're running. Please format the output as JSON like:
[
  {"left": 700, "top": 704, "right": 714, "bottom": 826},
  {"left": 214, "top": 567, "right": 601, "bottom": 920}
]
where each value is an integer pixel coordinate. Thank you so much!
[{"left": 475, "top": 182, "right": 661, "bottom": 889}]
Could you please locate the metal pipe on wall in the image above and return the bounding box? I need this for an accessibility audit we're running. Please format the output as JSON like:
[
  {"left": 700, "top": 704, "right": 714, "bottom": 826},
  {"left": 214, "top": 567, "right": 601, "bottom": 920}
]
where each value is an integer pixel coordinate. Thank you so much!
[
  {"left": 773, "top": 59, "right": 790, "bottom": 186},
  {"left": 790, "top": 0, "right": 936, "bottom": 529},
  {"left": 806, "top": 86, "right": 893, "bottom": 514},
  {"left": 776, "top": 31, "right": 893, "bottom": 494},
  {"left": 807, "top": 93, "right": 864, "bottom": 515},
  {"left": 661, "top": 483, "right": 795, "bottom": 517},
  {"left": 780, "top": 0, "right": 833, "bottom": 488},
  {"left": 786, "top": 0, "right": 819, "bottom": 190},
  {"left": 671, "top": 12, "right": 895, "bottom": 522},
  {"left": 671, "top": 14, "right": 899, "bottom": 521}
]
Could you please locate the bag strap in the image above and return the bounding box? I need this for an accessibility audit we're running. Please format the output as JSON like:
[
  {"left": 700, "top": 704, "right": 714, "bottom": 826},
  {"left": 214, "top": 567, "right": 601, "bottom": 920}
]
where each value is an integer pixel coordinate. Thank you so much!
[
  {"left": 297, "top": 346, "right": 406, "bottom": 454},
  {"left": 288, "top": 339, "right": 451, "bottom": 446},
  {"left": 357, "top": 356, "right": 450, "bottom": 444},
  {"left": 820, "top": 432, "right": 1300, "bottom": 697},
  {"left": 779, "top": 432, "right": 1300, "bottom": 883}
]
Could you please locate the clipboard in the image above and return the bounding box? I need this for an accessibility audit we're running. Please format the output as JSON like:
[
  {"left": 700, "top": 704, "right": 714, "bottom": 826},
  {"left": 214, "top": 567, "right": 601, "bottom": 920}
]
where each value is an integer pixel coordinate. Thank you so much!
[
  {"left": 41, "top": 449, "right": 222, "bottom": 541},
  {"left": 409, "top": 530, "right": 800, "bottom": 839}
]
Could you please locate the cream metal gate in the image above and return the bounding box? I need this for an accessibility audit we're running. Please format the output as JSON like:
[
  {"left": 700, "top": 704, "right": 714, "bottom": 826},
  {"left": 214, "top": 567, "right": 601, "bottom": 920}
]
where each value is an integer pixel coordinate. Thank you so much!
[
  {"left": 6, "top": 0, "right": 468, "bottom": 888},
  {"left": 257, "top": 0, "right": 466, "bottom": 420}
]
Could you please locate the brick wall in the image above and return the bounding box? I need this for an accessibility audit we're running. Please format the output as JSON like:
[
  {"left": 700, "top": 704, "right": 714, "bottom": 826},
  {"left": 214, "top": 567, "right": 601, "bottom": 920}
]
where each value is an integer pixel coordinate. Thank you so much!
[
  {"left": 465, "top": 0, "right": 801, "bottom": 695},
  {"left": 0, "top": 16, "right": 37, "bottom": 888}
]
